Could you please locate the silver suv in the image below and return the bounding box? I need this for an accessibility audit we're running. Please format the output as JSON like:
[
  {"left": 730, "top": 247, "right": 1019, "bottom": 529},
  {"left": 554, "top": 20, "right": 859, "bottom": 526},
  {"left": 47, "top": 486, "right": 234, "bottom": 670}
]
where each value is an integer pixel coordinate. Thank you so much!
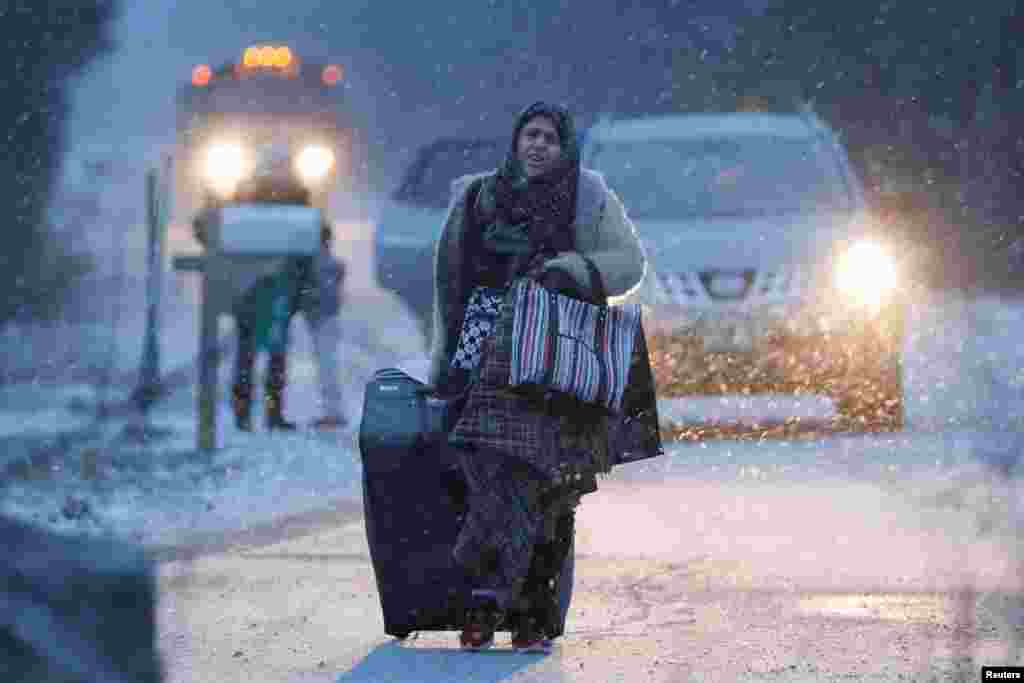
[
  {"left": 373, "top": 137, "right": 506, "bottom": 339},
  {"left": 584, "top": 110, "right": 906, "bottom": 429}
]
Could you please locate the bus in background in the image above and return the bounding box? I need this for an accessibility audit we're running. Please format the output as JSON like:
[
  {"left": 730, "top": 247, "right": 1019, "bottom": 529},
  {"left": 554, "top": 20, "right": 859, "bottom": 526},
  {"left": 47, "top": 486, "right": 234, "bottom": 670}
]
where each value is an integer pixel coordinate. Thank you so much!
[
  {"left": 170, "top": 44, "right": 375, "bottom": 286},
  {"left": 174, "top": 45, "right": 354, "bottom": 220}
]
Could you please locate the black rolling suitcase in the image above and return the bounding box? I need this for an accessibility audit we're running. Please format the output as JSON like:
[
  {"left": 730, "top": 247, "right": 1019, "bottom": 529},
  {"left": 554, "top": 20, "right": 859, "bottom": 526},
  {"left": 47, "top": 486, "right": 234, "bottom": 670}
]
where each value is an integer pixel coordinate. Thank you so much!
[{"left": 358, "top": 367, "right": 574, "bottom": 639}]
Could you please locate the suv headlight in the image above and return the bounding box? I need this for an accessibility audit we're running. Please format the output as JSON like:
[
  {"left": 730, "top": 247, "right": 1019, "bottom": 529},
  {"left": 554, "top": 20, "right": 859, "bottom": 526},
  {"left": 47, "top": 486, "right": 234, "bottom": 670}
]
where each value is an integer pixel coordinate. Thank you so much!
[
  {"left": 834, "top": 241, "right": 898, "bottom": 308},
  {"left": 201, "top": 142, "right": 248, "bottom": 197},
  {"left": 294, "top": 145, "right": 335, "bottom": 184}
]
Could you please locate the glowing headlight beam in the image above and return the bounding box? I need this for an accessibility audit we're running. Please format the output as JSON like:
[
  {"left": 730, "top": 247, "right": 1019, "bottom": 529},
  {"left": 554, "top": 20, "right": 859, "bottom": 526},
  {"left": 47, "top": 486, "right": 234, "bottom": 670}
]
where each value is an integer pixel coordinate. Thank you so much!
[
  {"left": 835, "top": 241, "right": 898, "bottom": 307},
  {"left": 294, "top": 145, "right": 335, "bottom": 184},
  {"left": 202, "top": 143, "right": 247, "bottom": 197}
]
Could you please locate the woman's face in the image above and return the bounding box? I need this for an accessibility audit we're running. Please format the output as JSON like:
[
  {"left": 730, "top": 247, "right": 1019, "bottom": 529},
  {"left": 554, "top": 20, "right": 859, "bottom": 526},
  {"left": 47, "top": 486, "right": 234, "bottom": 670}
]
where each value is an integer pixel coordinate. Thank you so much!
[{"left": 516, "top": 115, "right": 563, "bottom": 178}]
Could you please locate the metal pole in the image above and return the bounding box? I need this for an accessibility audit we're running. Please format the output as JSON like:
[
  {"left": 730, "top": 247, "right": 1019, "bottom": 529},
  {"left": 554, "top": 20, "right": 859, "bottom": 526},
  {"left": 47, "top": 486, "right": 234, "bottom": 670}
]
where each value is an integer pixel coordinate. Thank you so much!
[
  {"left": 135, "top": 168, "right": 162, "bottom": 414},
  {"left": 197, "top": 256, "right": 220, "bottom": 454},
  {"left": 152, "top": 156, "right": 170, "bottom": 380}
]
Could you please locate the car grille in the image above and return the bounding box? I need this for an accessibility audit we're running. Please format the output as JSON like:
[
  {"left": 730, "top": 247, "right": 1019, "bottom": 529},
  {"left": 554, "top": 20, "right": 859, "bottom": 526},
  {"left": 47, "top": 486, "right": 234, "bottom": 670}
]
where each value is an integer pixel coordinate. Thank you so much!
[{"left": 653, "top": 268, "right": 809, "bottom": 305}]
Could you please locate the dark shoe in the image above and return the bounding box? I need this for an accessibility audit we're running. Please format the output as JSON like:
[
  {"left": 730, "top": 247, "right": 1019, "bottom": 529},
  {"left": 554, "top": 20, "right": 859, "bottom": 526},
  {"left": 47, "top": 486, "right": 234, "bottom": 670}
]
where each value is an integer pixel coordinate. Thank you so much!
[
  {"left": 459, "top": 607, "right": 497, "bottom": 651},
  {"left": 510, "top": 615, "right": 552, "bottom": 654},
  {"left": 235, "top": 413, "right": 253, "bottom": 432}
]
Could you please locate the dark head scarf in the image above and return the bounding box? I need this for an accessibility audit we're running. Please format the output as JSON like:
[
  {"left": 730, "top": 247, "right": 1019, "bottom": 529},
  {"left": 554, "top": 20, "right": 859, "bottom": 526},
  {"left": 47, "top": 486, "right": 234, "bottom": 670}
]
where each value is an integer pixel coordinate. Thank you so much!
[{"left": 483, "top": 102, "right": 580, "bottom": 270}]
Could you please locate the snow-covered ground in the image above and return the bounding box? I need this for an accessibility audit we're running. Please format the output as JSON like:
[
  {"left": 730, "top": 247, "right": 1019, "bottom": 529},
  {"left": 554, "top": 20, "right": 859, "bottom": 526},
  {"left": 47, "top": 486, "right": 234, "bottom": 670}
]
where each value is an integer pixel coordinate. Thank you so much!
[
  {"left": 2, "top": 274, "right": 1022, "bottom": 548},
  {"left": 4, "top": 265, "right": 1024, "bottom": 679},
  {"left": 0, "top": 257, "right": 428, "bottom": 544}
]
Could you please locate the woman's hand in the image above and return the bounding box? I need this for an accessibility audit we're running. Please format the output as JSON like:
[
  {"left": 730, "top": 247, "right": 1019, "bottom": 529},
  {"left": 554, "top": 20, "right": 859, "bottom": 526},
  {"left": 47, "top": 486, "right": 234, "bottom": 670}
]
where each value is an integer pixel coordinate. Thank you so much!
[
  {"left": 536, "top": 266, "right": 590, "bottom": 301},
  {"left": 524, "top": 251, "right": 557, "bottom": 281},
  {"left": 524, "top": 250, "right": 591, "bottom": 299}
]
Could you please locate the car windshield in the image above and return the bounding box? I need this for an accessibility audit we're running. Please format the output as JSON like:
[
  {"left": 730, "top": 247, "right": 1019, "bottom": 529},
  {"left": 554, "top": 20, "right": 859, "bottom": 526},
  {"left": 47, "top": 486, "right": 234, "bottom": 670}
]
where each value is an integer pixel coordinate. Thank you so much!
[
  {"left": 591, "top": 135, "right": 853, "bottom": 219},
  {"left": 393, "top": 139, "right": 506, "bottom": 209}
]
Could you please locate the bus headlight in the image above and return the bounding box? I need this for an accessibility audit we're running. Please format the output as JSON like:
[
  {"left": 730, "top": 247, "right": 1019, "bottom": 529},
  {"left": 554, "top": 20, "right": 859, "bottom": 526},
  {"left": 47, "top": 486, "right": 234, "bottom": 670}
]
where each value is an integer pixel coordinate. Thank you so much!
[
  {"left": 294, "top": 145, "right": 335, "bottom": 184},
  {"left": 202, "top": 142, "right": 247, "bottom": 196},
  {"left": 835, "top": 241, "right": 898, "bottom": 308}
]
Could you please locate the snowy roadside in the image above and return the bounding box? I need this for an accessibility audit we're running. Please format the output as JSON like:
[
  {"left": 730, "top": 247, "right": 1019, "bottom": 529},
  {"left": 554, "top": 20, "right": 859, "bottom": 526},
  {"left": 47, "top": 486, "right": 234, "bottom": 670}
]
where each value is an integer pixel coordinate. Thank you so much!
[
  {"left": 0, "top": 272, "right": 235, "bottom": 484},
  {"left": 1, "top": 286, "right": 1023, "bottom": 555},
  {"left": 0, "top": 284, "right": 428, "bottom": 547}
]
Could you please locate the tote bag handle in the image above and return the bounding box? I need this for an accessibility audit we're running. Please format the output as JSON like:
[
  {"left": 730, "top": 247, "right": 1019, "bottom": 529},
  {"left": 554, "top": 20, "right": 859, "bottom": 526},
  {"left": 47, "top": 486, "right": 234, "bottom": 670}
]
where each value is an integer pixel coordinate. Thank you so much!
[{"left": 580, "top": 255, "right": 607, "bottom": 304}]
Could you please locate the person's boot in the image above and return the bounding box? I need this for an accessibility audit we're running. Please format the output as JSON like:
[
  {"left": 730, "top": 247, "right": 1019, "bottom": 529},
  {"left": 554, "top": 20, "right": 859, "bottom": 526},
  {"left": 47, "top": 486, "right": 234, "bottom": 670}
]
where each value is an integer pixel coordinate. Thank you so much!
[
  {"left": 265, "top": 353, "right": 297, "bottom": 431},
  {"left": 510, "top": 611, "right": 553, "bottom": 654},
  {"left": 231, "top": 382, "right": 252, "bottom": 432},
  {"left": 265, "top": 400, "right": 297, "bottom": 431},
  {"left": 459, "top": 591, "right": 500, "bottom": 651}
]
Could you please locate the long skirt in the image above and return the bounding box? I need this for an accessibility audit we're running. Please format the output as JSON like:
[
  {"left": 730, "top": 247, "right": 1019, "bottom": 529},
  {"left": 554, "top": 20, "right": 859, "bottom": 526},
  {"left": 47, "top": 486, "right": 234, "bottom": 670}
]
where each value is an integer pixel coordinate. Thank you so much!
[
  {"left": 450, "top": 441, "right": 588, "bottom": 627},
  {"left": 445, "top": 292, "right": 605, "bottom": 626}
]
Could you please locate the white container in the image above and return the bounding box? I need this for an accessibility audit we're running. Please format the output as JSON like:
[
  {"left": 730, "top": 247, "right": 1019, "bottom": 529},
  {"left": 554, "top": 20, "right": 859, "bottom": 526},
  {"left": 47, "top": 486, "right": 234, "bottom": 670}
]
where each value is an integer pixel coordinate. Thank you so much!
[{"left": 218, "top": 204, "right": 321, "bottom": 255}]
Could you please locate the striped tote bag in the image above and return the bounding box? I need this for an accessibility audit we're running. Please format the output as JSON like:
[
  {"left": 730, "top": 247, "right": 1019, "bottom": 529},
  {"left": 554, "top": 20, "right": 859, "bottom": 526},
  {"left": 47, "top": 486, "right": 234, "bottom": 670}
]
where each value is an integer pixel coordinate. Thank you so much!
[{"left": 506, "top": 278, "right": 642, "bottom": 413}]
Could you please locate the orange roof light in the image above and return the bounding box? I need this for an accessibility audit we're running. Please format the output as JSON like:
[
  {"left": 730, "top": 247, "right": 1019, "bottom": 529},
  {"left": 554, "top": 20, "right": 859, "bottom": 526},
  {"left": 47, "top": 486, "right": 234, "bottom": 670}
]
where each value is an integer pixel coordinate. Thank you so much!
[
  {"left": 191, "top": 64, "right": 212, "bottom": 87},
  {"left": 322, "top": 64, "right": 343, "bottom": 86},
  {"left": 242, "top": 45, "right": 294, "bottom": 70}
]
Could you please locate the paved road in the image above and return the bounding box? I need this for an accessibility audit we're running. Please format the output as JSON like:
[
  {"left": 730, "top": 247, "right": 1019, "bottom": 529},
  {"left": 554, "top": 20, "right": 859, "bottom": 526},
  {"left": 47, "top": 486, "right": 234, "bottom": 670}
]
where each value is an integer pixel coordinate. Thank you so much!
[
  {"left": 144, "top": 289, "right": 1024, "bottom": 681},
  {"left": 156, "top": 435, "right": 1024, "bottom": 682}
]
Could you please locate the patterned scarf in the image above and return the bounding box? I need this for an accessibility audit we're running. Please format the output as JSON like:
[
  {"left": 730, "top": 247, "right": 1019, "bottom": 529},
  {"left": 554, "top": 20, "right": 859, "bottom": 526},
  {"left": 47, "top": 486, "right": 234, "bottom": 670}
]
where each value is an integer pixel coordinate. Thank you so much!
[{"left": 478, "top": 102, "right": 581, "bottom": 280}]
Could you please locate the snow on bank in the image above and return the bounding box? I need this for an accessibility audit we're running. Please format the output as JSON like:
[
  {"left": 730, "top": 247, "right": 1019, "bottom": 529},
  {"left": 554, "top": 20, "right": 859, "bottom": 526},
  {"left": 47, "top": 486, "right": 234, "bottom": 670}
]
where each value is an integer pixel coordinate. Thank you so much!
[
  {"left": 0, "top": 285, "right": 427, "bottom": 547},
  {"left": 1, "top": 287, "right": 1022, "bottom": 552},
  {"left": 904, "top": 290, "right": 1024, "bottom": 430}
]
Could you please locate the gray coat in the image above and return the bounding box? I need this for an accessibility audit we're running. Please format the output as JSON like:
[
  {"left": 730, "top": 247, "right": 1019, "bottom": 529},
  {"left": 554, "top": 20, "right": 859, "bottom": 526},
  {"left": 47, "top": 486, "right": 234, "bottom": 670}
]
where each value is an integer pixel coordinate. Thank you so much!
[
  {"left": 428, "top": 168, "right": 647, "bottom": 385},
  {"left": 430, "top": 167, "right": 663, "bottom": 466}
]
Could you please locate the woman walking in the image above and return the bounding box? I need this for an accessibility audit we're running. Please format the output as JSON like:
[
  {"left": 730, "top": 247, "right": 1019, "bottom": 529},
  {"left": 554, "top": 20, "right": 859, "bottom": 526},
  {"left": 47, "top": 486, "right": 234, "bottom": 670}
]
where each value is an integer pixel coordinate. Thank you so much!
[{"left": 429, "top": 101, "right": 662, "bottom": 652}]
